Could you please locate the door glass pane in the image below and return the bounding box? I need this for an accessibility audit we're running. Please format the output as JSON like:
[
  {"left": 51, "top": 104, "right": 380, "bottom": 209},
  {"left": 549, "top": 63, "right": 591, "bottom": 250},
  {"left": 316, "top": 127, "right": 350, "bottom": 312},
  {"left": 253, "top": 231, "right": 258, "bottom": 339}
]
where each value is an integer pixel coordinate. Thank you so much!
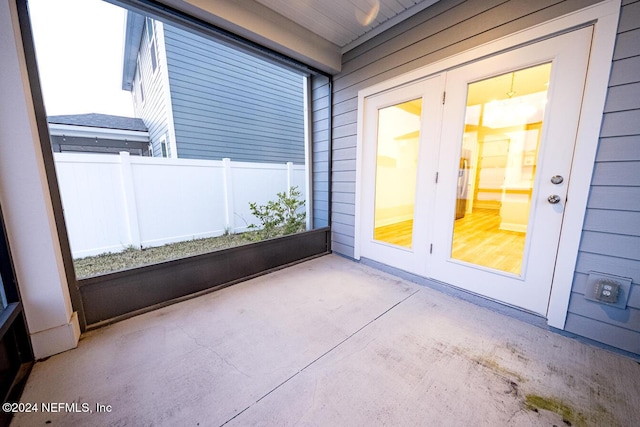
[
  {"left": 451, "top": 63, "right": 552, "bottom": 274},
  {"left": 373, "top": 99, "right": 422, "bottom": 248}
]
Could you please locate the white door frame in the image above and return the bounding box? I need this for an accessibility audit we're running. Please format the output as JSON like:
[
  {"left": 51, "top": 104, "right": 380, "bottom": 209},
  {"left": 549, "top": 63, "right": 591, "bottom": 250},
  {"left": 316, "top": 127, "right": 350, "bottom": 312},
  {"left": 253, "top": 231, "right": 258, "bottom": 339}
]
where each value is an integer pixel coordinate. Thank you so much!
[{"left": 354, "top": 0, "right": 620, "bottom": 329}]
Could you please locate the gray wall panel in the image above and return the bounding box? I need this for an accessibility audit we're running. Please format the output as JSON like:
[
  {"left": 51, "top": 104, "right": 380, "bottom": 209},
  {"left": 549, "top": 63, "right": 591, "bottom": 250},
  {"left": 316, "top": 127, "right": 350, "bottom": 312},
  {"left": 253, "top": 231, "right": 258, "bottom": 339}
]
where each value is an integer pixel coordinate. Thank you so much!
[
  {"left": 613, "top": 28, "right": 640, "bottom": 60},
  {"left": 590, "top": 161, "right": 640, "bottom": 186},
  {"left": 575, "top": 252, "right": 640, "bottom": 280},
  {"left": 332, "top": 192, "right": 357, "bottom": 204},
  {"left": 333, "top": 135, "right": 357, "bottom": 150},
  {"left": 311, "top": 75, "right": 331, "bottom": 228},
  {"left": 333, "top": 159, "right": 357, "bottom": 172},
  {"left": 609, "top": 56, "right": 640, "bottom": 86},
  {"left": 587, "top": 186, "right": 640, "bottom": 211},
  {"left": 333, "top": 97, "right": 358, "bottom": 116},
  {"left": 333, "top": 112, "right": 355, "bottom": 128},
  {"left": 600, "top": 110, "right": 640, "bottom": 137},
  {"left": 580, "top": 231, "right": 640, "bottom": 261},
  {"left": 333, "top": 147, "right": 357, "bottom": 161},
  {"left": 569, "top": 296, "right": 640, "bottom": 331},
  {"left": 331, "top": 241, "right": 355, "bottom": 257},
  {"left": 332, "top": 182, "right": 356, "bottom": 194},
  {"left": 603, "top": 82, "right": 640, "bottom": 112},
  {"left": 618, "top": 1, "right": 640, "bottom": 32},
  {"left": 331, "top": 221, "right": 355, "bottom": 238},
  {"left": 332, "top": 231, "right": 355, "bottom": 247},
  {"left": 582, "top": 210, "right": 640, "bottom": 236},
  {"left": 163, "top": 24, "right": 305, "bottom": 164},
  {"left": 596, "top": 136, "right": 640, "bottom": 161},
  {"left": 332, "top": 202, "right": 355, "bottom": 216},
  {"left": 564, "top": 313, "right": 640, "bottom": 354},
  {"left": 333, "top": 123, "right": 357, "bottom": 139}
]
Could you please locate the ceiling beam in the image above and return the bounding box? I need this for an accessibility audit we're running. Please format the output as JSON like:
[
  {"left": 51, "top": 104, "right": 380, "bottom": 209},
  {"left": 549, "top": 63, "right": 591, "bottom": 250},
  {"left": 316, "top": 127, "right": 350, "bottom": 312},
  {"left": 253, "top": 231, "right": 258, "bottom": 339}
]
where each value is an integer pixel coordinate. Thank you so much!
[{"left": 157, "top": 0, "right": 342, "bottom": 74}]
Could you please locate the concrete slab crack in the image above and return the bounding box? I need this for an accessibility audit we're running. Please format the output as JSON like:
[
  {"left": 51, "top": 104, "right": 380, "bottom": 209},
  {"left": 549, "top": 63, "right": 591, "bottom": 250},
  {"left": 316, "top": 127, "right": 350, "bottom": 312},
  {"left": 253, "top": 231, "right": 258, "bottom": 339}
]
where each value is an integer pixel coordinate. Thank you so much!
[
  {"left": 177, "top": 325, "right": 251, "bottom": 379},
  {"left": 219, "top": 289, "right": 420, "bottom": 426}
]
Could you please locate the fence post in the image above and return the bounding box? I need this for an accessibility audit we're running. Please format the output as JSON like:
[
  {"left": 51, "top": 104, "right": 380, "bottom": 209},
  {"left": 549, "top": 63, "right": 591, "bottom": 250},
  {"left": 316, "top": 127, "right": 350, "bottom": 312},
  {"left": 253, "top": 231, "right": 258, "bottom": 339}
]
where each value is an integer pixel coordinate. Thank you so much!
[
  {"left": 222, "top": 158, "right": 235, "bottom": 233},
  {"left": 286, "top": 161, "right": 293, "bottom": 196},
  {"left": 119, "top": 151, "right": 142, "bottom": 249}
]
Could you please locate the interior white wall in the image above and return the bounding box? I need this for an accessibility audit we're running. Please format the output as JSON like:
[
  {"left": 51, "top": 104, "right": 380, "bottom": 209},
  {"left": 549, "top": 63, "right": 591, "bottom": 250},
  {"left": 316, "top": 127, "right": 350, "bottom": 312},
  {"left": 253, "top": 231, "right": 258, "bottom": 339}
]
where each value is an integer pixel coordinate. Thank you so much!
[{"left": 0, "top": 0, "right": 80, "bottom": 359}]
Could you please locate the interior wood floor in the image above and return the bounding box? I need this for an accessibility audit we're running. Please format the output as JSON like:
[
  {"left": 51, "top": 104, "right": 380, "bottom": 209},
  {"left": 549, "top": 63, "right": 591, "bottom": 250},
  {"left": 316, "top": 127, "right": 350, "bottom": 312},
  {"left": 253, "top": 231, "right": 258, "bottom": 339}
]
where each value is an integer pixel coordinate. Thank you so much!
[
  {"left": 373, "top": 208, "right": 526, "bottom": 274},
  {"left": 451, "top": 208, "right": 526, "bottom": 274},
  {"left": 374, "top": 220, "right": 414, "bottom": 248}
]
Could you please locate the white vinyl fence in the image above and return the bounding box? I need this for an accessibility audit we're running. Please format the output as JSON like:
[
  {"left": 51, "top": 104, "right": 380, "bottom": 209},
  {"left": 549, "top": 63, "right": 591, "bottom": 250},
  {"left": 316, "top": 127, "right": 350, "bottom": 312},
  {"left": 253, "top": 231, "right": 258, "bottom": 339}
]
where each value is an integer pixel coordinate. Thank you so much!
[{"left": 54, "top": 152, "right": 307, "bottom": 258}]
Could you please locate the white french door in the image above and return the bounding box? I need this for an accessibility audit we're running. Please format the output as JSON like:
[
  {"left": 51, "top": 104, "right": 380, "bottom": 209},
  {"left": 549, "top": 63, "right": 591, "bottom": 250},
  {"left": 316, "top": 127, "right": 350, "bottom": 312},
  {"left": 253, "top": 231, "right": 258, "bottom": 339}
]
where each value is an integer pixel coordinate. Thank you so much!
[
  {"left": 358, "top": 27, "right": 593, "bottom": 315},
  {"left": 358, "top": 76, "right": 444, "bottom": 274},
  {"left": 430, "top": 27, "right": 593, "bottom": 314}
]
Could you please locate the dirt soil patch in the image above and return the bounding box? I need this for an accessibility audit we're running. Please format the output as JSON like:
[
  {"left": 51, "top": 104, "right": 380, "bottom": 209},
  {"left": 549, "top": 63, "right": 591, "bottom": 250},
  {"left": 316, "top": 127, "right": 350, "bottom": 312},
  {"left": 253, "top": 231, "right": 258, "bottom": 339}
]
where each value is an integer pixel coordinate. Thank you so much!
[{"left": 74, "top": 232, "right": 258, "bottom": 278}]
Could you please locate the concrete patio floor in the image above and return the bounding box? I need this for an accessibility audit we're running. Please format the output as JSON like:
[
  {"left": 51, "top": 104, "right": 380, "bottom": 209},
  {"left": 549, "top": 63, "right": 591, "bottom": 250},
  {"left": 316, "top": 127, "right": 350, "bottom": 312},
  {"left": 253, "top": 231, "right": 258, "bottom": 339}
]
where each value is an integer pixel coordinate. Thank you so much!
[{"left": 11, "top": 254, "right": 640, "bottom": 426}]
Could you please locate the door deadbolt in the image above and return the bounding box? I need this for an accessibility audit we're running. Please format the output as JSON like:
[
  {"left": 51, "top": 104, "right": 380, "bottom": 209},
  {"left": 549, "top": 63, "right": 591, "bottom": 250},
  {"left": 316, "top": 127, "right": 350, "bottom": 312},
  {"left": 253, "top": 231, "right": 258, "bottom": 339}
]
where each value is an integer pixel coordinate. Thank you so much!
[
  {"left": 547, "top": 195, "right": 561, "bottom": 204},
  {"left": 551, "top": 175, "right": 564, "bottom": 185}
]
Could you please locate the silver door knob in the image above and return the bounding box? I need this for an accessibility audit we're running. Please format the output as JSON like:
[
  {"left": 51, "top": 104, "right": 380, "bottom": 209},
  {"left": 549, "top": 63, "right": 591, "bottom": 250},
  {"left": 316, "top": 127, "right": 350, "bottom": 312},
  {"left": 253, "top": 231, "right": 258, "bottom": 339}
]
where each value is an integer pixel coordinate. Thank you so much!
[
  {"left": 550, "top": 175, "right": 564, "bottom": 184},
  {"left": 547, "top": 195, "right": 561, "bottom": 204}
]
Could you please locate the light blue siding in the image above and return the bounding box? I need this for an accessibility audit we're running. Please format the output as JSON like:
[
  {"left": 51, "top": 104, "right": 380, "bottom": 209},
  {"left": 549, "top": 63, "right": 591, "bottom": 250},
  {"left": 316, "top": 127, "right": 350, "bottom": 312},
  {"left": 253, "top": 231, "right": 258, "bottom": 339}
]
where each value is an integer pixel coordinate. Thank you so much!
[
  {"left": 134, "top": 19, "right": 172, "bottom": 158},
  {"left": 311, "top": 74, "right": 330, "bottom": 228},
  {"left": 564, "top": 0, "right": 640, "bottom": 354},
  {"left": 163, "top": 24, "right": 305, "bottom": 164}
]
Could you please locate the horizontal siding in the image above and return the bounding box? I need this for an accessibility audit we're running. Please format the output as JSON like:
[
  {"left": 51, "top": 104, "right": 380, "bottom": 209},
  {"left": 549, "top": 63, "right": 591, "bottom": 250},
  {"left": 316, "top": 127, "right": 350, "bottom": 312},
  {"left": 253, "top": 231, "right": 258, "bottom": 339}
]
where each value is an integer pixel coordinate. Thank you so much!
[
  {"left": 565, "top": 0, "right": 640, "bottom": 353},
  {"left": 612, "top": 27, "right": 640, "bottom": 59},
  {"left": 331, "top": 0, "right": 600, "bottom": 258},
  {"left": 587, "top": 186, "right": 640, "bottom": 211},
  {"left": 136, "top": 20, "right": 171, "bottom": 157},
  {"left": 564, "top": 313, "right": 640, "bottom": 354},
  {"left": 163, "top": 24, "right": 305, "bottom": 164},
  {"left": 580, "top": 231, "right": 640, "bottom": 261},
  {"left": 595, "top": 136, "right": 640, "bottom": 161},
  {"left": 311, "top": 75, "right": 331, "bottom": 228}
]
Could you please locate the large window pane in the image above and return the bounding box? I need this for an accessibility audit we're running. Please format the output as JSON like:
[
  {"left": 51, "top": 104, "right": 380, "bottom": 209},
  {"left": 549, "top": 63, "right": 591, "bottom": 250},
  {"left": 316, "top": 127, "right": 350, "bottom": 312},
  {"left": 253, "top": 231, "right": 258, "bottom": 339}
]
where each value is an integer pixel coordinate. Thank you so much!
[
  {"left": 450, "top": 64, "right": 552, "bottom": 274},
  {"left": 28, "top": 0, "right": 328, "bottom": 278},
  {"left": 373, "top": 99, "right": 422, "bottom": 249}
]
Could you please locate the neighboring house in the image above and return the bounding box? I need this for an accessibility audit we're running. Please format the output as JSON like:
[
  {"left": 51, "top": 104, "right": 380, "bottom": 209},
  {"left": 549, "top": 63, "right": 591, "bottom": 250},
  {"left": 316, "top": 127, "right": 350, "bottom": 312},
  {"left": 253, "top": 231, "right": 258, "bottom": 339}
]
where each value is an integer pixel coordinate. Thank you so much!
[
  {"left": 47, "top": 113, "right": 150, "bottom": 156},
  {"left": 0, "top": 0, "right": 638, "bottom": 363},
  {"left": 121, "top": 13, "right": 306, "bottom": 164}
]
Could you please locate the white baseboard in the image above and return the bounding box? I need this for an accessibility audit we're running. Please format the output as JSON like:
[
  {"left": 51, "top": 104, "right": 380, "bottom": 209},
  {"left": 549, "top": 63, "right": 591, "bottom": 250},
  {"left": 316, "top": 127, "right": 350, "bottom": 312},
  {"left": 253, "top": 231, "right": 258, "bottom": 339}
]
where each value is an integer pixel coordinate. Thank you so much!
[{"left": 30, "top": 312, "right": 81, "bottom": 360}]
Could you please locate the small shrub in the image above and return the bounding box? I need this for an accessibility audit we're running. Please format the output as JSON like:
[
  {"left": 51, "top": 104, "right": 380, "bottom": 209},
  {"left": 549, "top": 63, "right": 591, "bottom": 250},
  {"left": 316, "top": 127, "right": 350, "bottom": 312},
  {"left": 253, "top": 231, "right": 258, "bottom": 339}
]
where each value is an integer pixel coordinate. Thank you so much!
[{"left": 248, "top": 186, "right": 306, "bottom": 240}]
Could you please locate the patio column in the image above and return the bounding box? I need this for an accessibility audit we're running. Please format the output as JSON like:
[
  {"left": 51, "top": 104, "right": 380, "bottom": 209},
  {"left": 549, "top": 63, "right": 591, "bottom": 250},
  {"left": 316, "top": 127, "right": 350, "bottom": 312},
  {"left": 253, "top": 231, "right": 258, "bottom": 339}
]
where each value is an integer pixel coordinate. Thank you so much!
[{"left": 0, "top": 0, "right": 80, "bottom": 359}]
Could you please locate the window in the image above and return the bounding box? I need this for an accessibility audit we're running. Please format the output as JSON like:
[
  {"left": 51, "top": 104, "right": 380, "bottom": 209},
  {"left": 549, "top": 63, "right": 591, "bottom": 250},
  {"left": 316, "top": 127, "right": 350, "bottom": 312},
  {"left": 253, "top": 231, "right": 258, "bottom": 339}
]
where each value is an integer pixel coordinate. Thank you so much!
[
  {"left": 28, "top": 0, "right": 329, "bottom": 278},
  {"left": 149, "top": 39, "right": 157, "bottom": 73},
  {"left": 160, "top": 136, "right": 168, "bottom": 158},
  {"left": 134, "top": 66, "right": 144, "bottom": 104},
  {"left": 145, "top": 16, "right": 154, "bottom": 41}
]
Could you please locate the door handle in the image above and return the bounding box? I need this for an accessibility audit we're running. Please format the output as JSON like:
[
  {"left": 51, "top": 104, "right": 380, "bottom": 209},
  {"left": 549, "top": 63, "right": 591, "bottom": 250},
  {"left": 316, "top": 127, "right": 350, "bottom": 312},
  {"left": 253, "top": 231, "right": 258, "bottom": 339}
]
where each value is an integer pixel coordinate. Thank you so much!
[
  {"left": 550, "top": 175, "right": 564, "bottom": 185},
  {"left": 547, "top": 195, "right": 561, "bottom": 204}
]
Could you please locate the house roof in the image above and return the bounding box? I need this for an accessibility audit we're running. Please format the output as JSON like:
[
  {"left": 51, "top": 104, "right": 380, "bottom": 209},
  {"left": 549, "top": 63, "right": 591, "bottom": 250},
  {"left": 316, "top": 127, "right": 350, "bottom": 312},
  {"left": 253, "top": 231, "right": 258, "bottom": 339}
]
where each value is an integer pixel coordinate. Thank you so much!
[
  {"left": 122, "top": 11, "right": 145, "bottom": 91},
  {"left": 47, "top": 113, "right": 148, "bottom": 132}
]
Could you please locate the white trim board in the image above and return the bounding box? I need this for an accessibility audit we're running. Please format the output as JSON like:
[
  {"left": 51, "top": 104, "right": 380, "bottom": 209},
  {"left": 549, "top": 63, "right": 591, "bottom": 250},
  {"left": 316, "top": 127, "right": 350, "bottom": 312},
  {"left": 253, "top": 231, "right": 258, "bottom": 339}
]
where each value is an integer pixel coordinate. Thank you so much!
[
  {"left": 48, "top": 123, "right": 150, "bottom": 142},
  {"left": 354, "top": 0, "right": 621, "bottom": 330}
]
